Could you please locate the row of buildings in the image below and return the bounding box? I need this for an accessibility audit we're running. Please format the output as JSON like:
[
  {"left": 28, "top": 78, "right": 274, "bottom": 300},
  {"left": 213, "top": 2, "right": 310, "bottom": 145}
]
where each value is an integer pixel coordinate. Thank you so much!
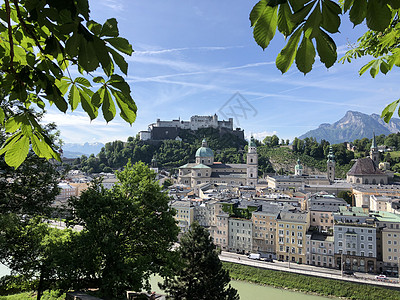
[{"left": 170, "top": 190, "right": 400, "bottom": 275}]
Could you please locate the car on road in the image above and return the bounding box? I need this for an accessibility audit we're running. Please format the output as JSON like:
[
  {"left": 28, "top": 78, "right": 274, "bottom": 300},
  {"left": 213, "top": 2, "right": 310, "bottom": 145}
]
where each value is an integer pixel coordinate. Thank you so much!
[
  {"left": 262, "top": 257, "right": 274, "bottom": 262},
  {"left": 375, "top": 274, "right": 388, "bottom": 280},
  {"left": 343, "top": 270, "right": 354, "bottom": 276}
]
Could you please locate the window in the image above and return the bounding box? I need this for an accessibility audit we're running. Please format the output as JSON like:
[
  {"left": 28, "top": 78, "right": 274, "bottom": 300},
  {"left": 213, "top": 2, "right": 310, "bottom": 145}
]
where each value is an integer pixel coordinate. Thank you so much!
[{"left": 368, "top": 236, "right": 373, "bottom": 241}]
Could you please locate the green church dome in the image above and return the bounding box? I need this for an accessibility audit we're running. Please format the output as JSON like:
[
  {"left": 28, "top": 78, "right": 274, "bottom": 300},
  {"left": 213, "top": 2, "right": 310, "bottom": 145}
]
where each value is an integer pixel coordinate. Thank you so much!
[
  {"left": 196, "top": 139, "right": 214, "bottom": 157},
  {"left": 195, "top": 147, "right": 214, "bottom": 157}
]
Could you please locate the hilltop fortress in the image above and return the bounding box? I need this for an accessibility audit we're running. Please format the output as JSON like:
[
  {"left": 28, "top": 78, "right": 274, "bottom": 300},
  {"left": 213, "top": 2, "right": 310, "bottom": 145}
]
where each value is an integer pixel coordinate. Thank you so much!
[{"left": 139, "top": 114, "right": 244, "bottom": 141}]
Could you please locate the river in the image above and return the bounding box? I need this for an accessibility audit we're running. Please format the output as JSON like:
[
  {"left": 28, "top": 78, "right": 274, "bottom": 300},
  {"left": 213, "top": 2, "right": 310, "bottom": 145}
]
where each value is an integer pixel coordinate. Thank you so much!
[
  {"left": 0, "top": 264, "right": 329, "bottom": 299},
  {"left": 149, "top": 275, "right": 330, "bottom": 300}
]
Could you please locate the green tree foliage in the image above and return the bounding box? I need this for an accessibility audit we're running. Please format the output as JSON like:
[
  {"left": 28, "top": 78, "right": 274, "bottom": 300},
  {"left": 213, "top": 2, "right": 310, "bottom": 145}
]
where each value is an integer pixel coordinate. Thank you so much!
[
  {"left": 0, "top": 153, "right": 60, "bottom": 216},
  {"left": 337, "top": 190, "right": 353, "bottom": 205},
  {"left": 0, "top": 0, "right": 135, "bottom": 168},
  {"left": 161, "top": 222, "right": 239, "bottom": 300},
  {"left": 263, "top": 135, "right": 279, "bottom": 147},
  {"left": 67, "top": 161, "right": 179, "bottom": 299},
  {"left": 0, "top": 120, "right": 73, "bottom": 300},
  {"left": 250, "top": 0, "right": 400, "bottom": 121},
  {"left": 72, "top": 128, "right": 247, "bottom": 173},
  {"left": 0, "top": 216, "right": 76, "bottom": 300}
]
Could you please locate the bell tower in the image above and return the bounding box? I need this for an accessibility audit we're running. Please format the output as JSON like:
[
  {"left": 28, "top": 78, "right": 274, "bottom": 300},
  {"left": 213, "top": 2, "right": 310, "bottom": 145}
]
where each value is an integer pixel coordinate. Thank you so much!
[
  {"left": 370, "top": 132, "right": 379, "bottom": 165},
  {"left": 246, "top": 136, "right": 258, "bottom": 186},
  {"left": 327, "top": 146, "right": 335, "bottom": 184}
]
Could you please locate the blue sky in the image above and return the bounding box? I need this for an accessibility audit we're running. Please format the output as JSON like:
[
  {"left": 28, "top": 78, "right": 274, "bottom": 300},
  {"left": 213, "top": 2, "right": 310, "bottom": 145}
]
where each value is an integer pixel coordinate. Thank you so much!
[{"left": 44, "top": 0, "right": 400, "bottom": 144}]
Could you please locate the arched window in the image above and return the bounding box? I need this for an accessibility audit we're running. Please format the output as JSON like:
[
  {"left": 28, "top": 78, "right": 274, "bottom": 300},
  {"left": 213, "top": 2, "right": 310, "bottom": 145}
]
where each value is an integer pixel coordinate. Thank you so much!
[
  {"left": 365, "top": 179, "right": 369, "bottom": 184},
  {"left": 356, "top": 178, "right": 360, "bottom": 183},
  {"left": 372, "top": 179, "right": 376, "bottom": 184},
  {"left": 380, "top": 179, "right": 385, "bottom": 184}
]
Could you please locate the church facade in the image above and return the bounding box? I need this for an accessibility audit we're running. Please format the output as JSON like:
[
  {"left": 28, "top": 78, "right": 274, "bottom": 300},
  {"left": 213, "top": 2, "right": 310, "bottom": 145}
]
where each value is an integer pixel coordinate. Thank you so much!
[
  {"left": 346, "top": 134, "right": 389, "bottom": 185},
  {"left": 178, "top": 138, "right": 258, "bottom": 187}
]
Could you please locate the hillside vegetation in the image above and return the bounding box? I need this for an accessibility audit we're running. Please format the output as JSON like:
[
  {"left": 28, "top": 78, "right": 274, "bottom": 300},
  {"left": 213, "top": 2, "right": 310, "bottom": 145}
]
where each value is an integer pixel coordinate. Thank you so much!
[{"left": 68, "top": 131, "right": 393, "bottom": 179}]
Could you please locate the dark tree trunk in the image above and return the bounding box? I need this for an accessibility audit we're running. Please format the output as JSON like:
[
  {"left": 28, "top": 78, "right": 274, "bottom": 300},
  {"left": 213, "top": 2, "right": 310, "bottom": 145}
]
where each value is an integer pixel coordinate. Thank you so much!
[{"left": 36, "top": 266, "right": 45, "bottom": 300}]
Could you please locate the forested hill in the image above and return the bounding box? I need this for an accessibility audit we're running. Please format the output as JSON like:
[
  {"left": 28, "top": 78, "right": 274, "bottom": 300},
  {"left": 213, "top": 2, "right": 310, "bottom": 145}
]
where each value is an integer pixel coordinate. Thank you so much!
[
  {"left": 70, "top": 128, "right": 248, "bottom": 173},
  {"left": 69, "top": 129, "right": 363, "bottom": 179}
]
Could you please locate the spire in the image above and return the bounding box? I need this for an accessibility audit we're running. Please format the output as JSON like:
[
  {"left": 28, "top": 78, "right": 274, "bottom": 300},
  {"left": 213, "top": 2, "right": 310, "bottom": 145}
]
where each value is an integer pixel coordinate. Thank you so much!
[
  {"left": 327, "top": 146, "right": 335, "bottom": 162},
  {"left": 248, "top": 136, "right": 256, "bottom": 148},
  {"left": 202, "top": 138, "right": 207, "bottom": 147},
  {"left": 371, "top": 132, "right": 377, "bottom": 150}
]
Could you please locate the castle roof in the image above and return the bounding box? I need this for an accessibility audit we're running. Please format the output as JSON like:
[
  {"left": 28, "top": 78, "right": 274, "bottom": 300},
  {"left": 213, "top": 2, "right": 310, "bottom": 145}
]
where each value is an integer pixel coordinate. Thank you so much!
[{"left": 347, "top": 157, "right": 384, "bottom": 176}]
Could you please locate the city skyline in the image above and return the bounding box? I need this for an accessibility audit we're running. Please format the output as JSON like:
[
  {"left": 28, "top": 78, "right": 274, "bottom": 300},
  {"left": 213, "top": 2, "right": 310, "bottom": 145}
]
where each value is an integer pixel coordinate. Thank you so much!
[{"left": 44, "top": 0, "right": 400, "bottom": 143}]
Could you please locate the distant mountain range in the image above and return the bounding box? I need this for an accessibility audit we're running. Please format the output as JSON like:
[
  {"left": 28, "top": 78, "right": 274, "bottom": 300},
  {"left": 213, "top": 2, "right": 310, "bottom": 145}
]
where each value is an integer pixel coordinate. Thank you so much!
[
  {"left": 62, "top": 142, "right": 105, "bottom": 158},
  {"left": 299, "top": 111, "right": 400, "bottom": 144}
]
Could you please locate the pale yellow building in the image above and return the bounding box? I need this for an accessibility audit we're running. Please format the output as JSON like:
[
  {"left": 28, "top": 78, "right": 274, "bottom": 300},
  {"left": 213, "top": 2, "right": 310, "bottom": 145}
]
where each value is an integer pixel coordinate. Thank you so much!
[
  {"left": 276, "top": 211, "right": 310, "bottom": 263},
  {"left": 170, "top": 200, "right": 194, "bottom": 236},
  {"left": 252, "top": 210, "right": 278, "bottom": 258}
]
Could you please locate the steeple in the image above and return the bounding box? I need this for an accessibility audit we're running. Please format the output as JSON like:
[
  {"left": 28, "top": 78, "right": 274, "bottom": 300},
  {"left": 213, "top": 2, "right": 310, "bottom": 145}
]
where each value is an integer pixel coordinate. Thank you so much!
[
  {"left": 202, "top": 138, "right": 208, "bottom": 147},
  {"left": 246, "top": 135, "right": 258, "bottom": 186},
  {"left": 295, "top": 158, "right": 303, "bottom": 176},
  {"left": 327, "top": 146, "right": 335, "bottom": 162},
  {"left": 327, "top": 146, "right": 335, "bottom": 183},
  {"left": 371, "top": 132, "right": 377, "bottom": 150},
  {"left": 370, "top": 132, "right": 379, "bottom": 165}
]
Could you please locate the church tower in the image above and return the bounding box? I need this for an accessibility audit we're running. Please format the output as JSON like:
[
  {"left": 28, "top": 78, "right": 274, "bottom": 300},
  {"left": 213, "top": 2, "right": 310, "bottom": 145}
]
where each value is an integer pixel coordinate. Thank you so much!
[
  {"left": 327, "top": 146, "right": 335, "bottom": 184},
  {"left": 295, "top": 159, "right": 303, "bottom": 176},
  {"left": 150, "top": 156, "right": 159, "bottom": 179},
  {"left": 370, "top": 132, "right": 379, "bottom": 165},
  {"left": 246, "top": 136, "right": 258, "bottom": 186}
]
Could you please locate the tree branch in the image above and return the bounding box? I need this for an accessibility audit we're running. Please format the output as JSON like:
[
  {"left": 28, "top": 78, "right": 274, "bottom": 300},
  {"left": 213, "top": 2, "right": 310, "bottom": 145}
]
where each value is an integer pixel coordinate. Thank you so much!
[
  {"left": 4, "top": 0, "right": 14, "bottom": 72},
  {"left": 13, "top": 0, "right": 44, "bottom": 52}
]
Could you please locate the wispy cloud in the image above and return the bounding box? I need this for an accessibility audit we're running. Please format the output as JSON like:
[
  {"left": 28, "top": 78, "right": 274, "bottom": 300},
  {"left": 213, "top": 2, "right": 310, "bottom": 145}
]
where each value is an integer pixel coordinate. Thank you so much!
[
  {"left": 134, "top": 46, "right": 244, "bottom": 55},
  {"left": 128, "top": 61, "right": 275, "bottom": 82},
  {"left": 42, "top": 111, "right": 133, "bottom": 143},
  {"left": 100, "top": 0, "right": 124, "bottom": 12}
]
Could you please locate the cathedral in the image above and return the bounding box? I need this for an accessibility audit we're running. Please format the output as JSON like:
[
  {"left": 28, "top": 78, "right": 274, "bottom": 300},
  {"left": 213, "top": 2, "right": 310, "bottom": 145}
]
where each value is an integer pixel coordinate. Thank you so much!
[{"left": 178, "top": 138, "right": 258, "bottom": 187}]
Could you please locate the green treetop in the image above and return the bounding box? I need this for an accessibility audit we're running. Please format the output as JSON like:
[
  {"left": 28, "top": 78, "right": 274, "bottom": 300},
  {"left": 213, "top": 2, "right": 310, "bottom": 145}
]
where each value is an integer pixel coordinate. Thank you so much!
[
  {"left": 0, "top": 0, "right": 136, "bottom": 168},
  {"left": 161, "top": 222, "right": 239, "bottom": 300},
  {"left": 68, "top": 161, "right": 179, "bottom": 299}
]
